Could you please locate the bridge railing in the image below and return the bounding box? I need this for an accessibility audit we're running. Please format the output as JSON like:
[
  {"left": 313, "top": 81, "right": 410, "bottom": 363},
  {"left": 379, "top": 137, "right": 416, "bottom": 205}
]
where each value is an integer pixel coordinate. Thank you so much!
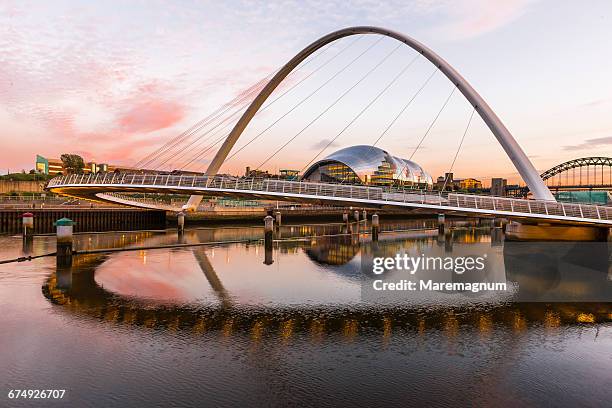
[{"left": 46, "top": 173, "right": 611, "bottom": 222}]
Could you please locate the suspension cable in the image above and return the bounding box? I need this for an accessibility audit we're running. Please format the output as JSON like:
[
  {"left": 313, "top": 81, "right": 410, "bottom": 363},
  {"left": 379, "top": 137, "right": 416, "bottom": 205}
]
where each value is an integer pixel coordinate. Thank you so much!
[
  {"left": 334, "top": 67, "right": 437, "bottom": 185},
  {"left": 408, "top": 85, "right": 456, "bottom": 161},
  {"left": 391, "top": 84, "right": 457, "bottom": 186},
  {"left": 158, "top": 38, "right": 357, "bottom": 171},
  {"left": 141, "top": 79, "right": 266, "bottom": 170},
  {"left": 441, "top": 107, "right": 476, "bottom": 192},
  {"left": 153, "top": 95, "right": 255, "bottom": 170},
  {"left": 136, "top": 40, "right": 338, "bottom": 170},
  {"left": 177, "top": 37, "right": 365, "bottom": 171},
  {"left": 135, "top": 72, "right": 273, "bottom": 169},
  {"left": 300, "top": 50, "right": 419, "bottom": 174},
  {"left": 220, "top": 36, "right": 385, "bottom": 168},
  {"left": 254, "top": 39, "right": 398, "bottom": 172}
]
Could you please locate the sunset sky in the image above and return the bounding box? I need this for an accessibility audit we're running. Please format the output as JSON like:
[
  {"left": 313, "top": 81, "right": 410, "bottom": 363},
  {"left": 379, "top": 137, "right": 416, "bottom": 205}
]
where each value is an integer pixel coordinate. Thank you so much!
[{"left": 1, "top": 0, "right": 611, "bottom": 184}]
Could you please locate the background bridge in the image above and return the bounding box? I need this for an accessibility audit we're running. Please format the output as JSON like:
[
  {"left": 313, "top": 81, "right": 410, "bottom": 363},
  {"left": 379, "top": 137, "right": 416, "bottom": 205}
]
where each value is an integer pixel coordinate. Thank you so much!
[{"left": 541, "top": 157, "right": 612, "bottom": 191}]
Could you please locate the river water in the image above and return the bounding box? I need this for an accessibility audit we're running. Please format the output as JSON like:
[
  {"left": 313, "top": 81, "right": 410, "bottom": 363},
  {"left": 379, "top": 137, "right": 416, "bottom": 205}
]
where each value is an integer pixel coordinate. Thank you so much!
[{"left": 1, "top": 219, "right": 610, "bottom": 407}]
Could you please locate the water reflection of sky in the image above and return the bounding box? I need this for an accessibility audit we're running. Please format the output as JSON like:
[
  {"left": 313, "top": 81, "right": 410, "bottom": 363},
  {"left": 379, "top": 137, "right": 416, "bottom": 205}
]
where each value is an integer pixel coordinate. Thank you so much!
[
  {"left": 1, "top": 223, "right": 610, "bottom": 408},
  {"left": 87, "top": 223, "right": 612, "bottom": 309},
  {"left": 95, "top": 243, "right": 365, "bottom": 306}
]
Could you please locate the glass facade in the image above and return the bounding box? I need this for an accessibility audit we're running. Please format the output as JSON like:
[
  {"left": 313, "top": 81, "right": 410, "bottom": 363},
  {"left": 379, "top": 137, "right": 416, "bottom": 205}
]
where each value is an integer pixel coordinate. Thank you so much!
[{"left": 308, "top": 162, "right": 361, "bottom": 184}]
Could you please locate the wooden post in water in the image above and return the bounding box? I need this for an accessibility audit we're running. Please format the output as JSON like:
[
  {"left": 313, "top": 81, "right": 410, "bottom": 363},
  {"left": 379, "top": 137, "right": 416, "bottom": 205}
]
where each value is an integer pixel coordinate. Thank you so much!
[
  {"left": 177, "top": 212, "right": 185, "bottom": 236},
  {"left": 22, "top": 212, "right": 34, "bottom": 253},
  {"left": 264, "top": 215, "right": 274, "bottom": 265},
  {"left": 275, "top": 211, "right": 282, "bottom": 228},
  {"left": 55, "top": 218, "right": 75, "bottom": 267},
  {"left": 438, "top": 214, "right": 446, "bottom": 234},
  {"left": 343, "top": 212, "right": 349, "bottom": 234},
  {"left": 371, "top": 214, "right": 379, "bottom": 242}
]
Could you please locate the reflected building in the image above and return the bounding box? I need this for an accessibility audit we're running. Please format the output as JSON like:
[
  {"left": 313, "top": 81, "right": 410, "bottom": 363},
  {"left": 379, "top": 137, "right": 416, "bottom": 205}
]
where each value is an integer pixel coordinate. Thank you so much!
[
  {"left": 302, "top": 145, "right": 433, "bottom": 187},
  {"left": 304, "top": 235, "right": 361, "bottom": 266}
]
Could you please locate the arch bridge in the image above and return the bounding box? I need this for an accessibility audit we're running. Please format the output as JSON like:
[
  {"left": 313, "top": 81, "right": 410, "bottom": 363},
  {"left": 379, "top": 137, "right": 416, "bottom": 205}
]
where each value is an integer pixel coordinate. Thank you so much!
[
  {"left": 541, "top": 157, "right": 612, "bottom": 190},
  {"left": 46, "top": 26, "right": 612, "bottom": 227}
]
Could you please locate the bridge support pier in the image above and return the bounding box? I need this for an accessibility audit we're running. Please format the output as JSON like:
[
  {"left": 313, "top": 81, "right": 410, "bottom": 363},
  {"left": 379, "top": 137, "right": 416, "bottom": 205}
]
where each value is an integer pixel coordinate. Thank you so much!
[{"left": 505, "top": 222, "right": 609, "bottom": 241}]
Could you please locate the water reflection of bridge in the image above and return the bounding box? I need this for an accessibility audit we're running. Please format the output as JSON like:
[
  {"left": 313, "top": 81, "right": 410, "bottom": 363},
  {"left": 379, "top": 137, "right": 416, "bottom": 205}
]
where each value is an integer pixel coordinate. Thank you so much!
[{"left": 42, "top": 226, "right": 611, "bottom": 337}]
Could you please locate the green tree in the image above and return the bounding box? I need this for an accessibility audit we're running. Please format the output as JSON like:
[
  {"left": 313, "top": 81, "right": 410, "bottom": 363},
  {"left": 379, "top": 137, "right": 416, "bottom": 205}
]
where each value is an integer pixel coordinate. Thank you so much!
[{"left": 60, "top": 154, "right": 85, "bottom": 174}]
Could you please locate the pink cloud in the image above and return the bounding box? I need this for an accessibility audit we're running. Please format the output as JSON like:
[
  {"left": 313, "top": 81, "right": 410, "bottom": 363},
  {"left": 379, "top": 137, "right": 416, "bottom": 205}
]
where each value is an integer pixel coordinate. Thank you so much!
[
  {"left": 118, "top": 99, "right": 185, "bottom": 134},
  {"left": 433, "top": 0, "right": 537, "bottom": 40}
]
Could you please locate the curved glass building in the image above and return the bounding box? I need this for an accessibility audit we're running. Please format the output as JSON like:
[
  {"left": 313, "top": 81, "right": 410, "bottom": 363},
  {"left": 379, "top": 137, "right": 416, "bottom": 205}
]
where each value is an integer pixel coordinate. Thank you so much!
[{"left": 302, "top": 145, "right": 433, "bottom": 187}]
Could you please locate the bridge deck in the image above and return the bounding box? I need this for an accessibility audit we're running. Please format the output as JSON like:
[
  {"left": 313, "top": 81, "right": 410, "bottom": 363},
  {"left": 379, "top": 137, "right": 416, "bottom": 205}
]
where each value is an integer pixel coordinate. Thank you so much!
[{"left": 46, "top": 173, "right": 612, "bottom": 227}]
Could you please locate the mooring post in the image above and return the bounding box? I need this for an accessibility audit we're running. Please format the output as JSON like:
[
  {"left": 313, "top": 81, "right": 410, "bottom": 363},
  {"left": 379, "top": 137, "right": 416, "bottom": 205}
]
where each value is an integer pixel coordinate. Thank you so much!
[
  {"left": 362, "top": 210, "right": 367, "bottom": 224},
  {"left": 264, "top": 215, "right": 274, "bottom": 265},
  {"left": 275, "top": 211, "right": 282, "bottom": 228},
  {"left": 444, "top": 229, "right": 453, "bottom": 253},
  {"left": 22, "top": 212, "right": 34, "bottom": 252},
  {"left": 371, "top": 213, "right": 379, "bottom": 242},
  {"left": 55, "top": 218, "right": 75, "bottom": 267},
  {"left": 354, "top": 210, "right": 359, "bottom": 222},
  {"left": 438, "top": 214, "right": 445, "bottom": 234},
  {"left": 177, "top": 211, "right": 185, "bottom": 236},
  {"left": 342, "top": 212, "right": 349, "bottom": 234}
]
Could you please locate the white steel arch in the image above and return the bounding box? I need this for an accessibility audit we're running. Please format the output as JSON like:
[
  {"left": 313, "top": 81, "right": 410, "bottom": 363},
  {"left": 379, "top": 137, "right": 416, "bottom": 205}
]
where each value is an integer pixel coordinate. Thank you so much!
[{"left": 184, "top": 26, "right": 554, "bottom": 210}]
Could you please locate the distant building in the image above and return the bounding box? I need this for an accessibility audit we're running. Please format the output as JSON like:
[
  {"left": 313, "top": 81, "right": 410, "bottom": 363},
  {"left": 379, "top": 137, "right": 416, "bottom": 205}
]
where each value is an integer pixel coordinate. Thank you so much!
[
  {"left": 435, "top": 173, "right": 482, "bottom": 191},
  {"left": 435, "top": 173, "right": 454, "bottom": 190},
  {"left": 36, "top": 154, "right": 141, "bottom": 175},
  {"left": 491, "top": 178, "right": 507, "bottom": 196},
  {"left": 35, "top": 155, "right": 64, "bottom": 175},
  {"left": 245, "top": 166, "right": 271, "bottom": 178},
  {"left": 279, "top": 169, "right": 300, "bottom": 180},
  {"left": 459, "top": 178, "right": 482, "bottom": 190}
]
